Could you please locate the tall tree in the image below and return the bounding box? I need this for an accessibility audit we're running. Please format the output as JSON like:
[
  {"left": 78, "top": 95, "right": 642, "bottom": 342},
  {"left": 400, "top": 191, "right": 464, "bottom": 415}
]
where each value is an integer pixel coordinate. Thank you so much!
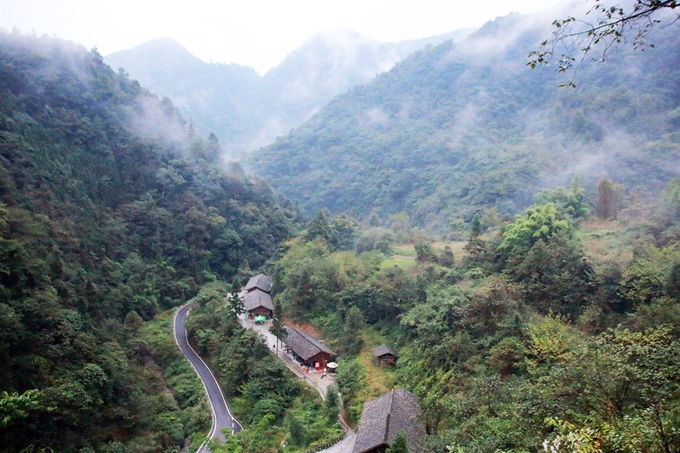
[
  {"left": 497, "top": 203, "right": 593, "bottom": 315},
  {"left": 325, "top": 384, "right": 340, "bottom": 423},
  {"left": 305, "top": 209, "right": 332, "bottom": 243},
  {"left": 228, "top": 278, "right": 245, "bottom": 316},
  {"left": 269, "top": 314, "right": 287, "bottom": 352},
  {"left": 596, "top": 178, "right": 620, "bottom": 220},
  {"left": 463, "top": 216, "right": 488, "bottom": 269},
  {"left": 328, "top": 214, "right": 358, "bottom": 251}
]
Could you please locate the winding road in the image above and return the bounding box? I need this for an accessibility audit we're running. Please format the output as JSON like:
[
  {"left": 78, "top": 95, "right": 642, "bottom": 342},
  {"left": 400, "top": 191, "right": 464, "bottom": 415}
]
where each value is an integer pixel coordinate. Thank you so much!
[
  {"left": 174, "top": 303, "right": 242, "bottom": 451},
  {"left": 175, "top": 301, "right": 352, "bottom": 452}
]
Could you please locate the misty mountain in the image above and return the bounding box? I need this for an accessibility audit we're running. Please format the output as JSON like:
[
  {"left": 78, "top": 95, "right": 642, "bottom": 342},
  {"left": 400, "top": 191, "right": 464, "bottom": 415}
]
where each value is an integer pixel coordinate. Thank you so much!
[
  {"left": 252, "top": 12, "right": 680, "bottom": 231},
  {"left": 261, "top": 28, "right": 473, "bottom": 124},
  {"left": 105, "top": 29, "right": 471, "bottom": 155},
  {"left": 106, "top": 38, "right": 265, "bottom": 154}
]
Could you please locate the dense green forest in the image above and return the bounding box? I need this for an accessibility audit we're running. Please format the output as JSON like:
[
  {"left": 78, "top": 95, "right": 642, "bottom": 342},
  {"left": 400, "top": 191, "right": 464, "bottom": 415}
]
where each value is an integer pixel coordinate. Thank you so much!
[
  {"left": 253, "top": 12, "right": 680, "bottom": 233},
  {"left": 269, "top": 177, "right": 680, "bottom": 452},
  {"left": 3, "top": 5, "right": 680, "bottom": 453},
  {"left": 0, "top": 31, "right": 299, "bottom": 452}
]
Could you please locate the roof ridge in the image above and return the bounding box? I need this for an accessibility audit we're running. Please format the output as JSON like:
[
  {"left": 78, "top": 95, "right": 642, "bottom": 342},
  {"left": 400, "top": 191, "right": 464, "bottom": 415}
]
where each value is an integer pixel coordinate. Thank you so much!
[
  {"left": 284, "top": 325, "right": 336, "bottom": 359},
  {"left": 385, "top": 390, "right": 395, "bottom": 443},
  {"left": 291, "top": 326, "right": 325, "bottom": 348},
  {"left": 301, "top": 329, "right": 317, "bottom": 348}
]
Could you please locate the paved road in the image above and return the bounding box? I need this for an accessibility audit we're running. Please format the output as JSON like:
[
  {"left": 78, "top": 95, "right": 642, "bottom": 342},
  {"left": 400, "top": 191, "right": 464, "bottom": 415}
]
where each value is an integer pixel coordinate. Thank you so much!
[
  {"left": 174, "top": 303, "right": 242, "bottom": 451},
  {"left": 238, "top": 314, "right": 333, "bottom": 398},
  {"left": 238, "top": 311, "right": 355, "bottom": 452}
]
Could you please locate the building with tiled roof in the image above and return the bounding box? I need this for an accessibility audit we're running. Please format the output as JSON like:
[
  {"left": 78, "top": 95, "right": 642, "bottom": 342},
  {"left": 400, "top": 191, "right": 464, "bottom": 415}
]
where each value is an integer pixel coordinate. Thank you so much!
[
  {"left": 284, "top": 326, "right": 336, "bottom": 369},
  {"left": 244, "top": 274, "right": 272, "bottom": 293},
  {"left": 243, "top": 289, "right": 274, "bottom": 318},
  {"left": 353, "top": 388, "right": 425, "bottom": 453},
  {"left": 372, "top": 344, "right": 398, "bottom": 366}
]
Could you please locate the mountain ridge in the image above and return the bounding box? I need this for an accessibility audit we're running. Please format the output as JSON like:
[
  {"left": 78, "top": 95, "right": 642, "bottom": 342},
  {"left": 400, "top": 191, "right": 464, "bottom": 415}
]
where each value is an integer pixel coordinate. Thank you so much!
[
  {"left": 104, "top": 28, "right": 472, "bottom": 155},
  {"left": 251, "top": 11, "right": 680, "bottom": 231}
]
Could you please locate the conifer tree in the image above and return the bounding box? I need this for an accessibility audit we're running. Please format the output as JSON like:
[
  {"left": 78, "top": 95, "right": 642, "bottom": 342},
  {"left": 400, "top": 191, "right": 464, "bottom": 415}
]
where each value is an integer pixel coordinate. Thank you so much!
[
  {"left": 325, "top": 384, "right": 340, "bottom": 423},
  {"left": 596, "top": 178, "right": 620, "bottom": 220},
  {"left": 463, "top": 216, "right": 487, "bottom": 267},
  {"left": 228, "top": 277, "right": 244, "bottom": 316},
  {"left": 305, "top": 209, "right": 332, "bottom": 243},
  {"left": 387, "top": 430, "right": 409, "bottom": 453}
]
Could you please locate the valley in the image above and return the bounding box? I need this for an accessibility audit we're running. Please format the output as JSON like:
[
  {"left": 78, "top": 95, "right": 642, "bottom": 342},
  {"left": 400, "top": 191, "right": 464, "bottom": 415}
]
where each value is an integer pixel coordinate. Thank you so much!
[{"left": 1, "top": 1, "right": 680, "bottom": 452}]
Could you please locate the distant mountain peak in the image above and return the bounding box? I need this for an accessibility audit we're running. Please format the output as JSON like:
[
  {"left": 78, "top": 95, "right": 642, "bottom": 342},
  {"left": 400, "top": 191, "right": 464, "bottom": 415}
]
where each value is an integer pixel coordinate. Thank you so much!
[
  {"left": 139, "top": 36, "right": 186, "bottom": 48},
  {"left": 287, "top": 28, "right": 380, "bottom": 60},
  {"left": 106, "top": 37, "right": 204, "bottom": 67},
  {"left": 104, "top": 27, "right": 481, "bottom": 156}
]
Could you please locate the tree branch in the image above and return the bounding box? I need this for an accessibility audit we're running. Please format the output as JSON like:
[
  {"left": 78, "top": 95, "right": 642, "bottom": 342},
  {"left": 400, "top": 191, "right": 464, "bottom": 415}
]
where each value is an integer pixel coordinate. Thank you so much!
[{"left": 528, "top": 0, "right": 680, "bottom": 85}]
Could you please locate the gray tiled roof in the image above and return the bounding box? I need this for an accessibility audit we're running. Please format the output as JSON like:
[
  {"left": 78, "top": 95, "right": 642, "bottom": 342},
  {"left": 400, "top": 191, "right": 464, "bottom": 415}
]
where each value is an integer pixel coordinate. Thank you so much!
[
  {"left": 243, "top": 289, "right": 274, "bottom": 312},
  {"left": 244, "top": 274, "right": 272, "bottom": 293},
  {"left": 372, "top": 344, "right": 398, "bottom": 358},
  {"left": 353, "top": 389, "right": 425, "bottom": 453},
  {"left": 284, "top": 326, "right": 336, "bottom": 361}
]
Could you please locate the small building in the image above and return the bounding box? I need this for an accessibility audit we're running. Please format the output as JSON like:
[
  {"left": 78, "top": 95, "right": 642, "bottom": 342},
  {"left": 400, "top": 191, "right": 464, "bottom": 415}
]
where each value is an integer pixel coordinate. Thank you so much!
[
  {"left": 244, "top": 273, "right": 272, "bottom": 294},
  {"left": 353, "top": 388, "right": 426, "bottom": 453},
  {"left": 284, "top": 326, "right": 336, "bottom": 370},
  {"left": 243, "top": 289, "right": 274, "bottom": 319},
  {"left": 372, "top": 345, "right": 398, "bottom": 367}
]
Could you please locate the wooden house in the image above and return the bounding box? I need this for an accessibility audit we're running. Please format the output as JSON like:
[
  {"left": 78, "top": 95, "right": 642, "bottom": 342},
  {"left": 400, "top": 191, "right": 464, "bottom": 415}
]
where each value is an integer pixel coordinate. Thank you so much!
[
  {"left": 244, "top": 274, "right": 272, "bottom": 294},
  {"left": 352, "top": 388, "right": 426, "bottom": 453},
  {"left": 372, "top": 345, "right": 398, "bottom": 367},
  {"left": 284, "top": 326, "right": 336, "bottom": 370},
  {"left": 243, "top": 289, "right": 274, "bottom": 319}
]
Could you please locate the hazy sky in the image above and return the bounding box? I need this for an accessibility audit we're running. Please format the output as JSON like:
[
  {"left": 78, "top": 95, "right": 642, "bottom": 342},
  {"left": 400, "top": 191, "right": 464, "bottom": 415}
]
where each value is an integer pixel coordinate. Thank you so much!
[{"left": 1, "top": 0, "right": 564, "bottom": 74}]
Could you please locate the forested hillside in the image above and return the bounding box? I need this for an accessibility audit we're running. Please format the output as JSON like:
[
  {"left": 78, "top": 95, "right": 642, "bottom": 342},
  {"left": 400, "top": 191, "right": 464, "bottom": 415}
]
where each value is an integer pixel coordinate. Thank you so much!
[
  {"left": 269, "top": 176, "right": 680, "bottom": 452},
  {"left": 253, "top": 12, "right": 680, "bottom": 232},
  {"left": 105, "top": 38, "right": 267, "bottom": 156},
  {"left": 0, "top": 31, "right": 298, "bottom": 452},
  {"left": 105, "top": 30, "right": 471, "bottom": 156}
]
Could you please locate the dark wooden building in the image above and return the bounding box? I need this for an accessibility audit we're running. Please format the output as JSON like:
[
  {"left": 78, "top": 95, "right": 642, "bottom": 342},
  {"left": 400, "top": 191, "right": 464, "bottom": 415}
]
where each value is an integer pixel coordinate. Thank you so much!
[
  {"left": 372, "top": 344, "right": 398, "bottom": 367},
  {"left": 353, "top": 388, "right": 426, "bottom": 453},
  {"left": 244, "top": 273, "right": 272, "bottom": 294},
  {"left": 284, "top": 326, "right": 336, "bottom": 370},
  {"left": 243, "top": 289, "right": 274, "bottom": 318}
]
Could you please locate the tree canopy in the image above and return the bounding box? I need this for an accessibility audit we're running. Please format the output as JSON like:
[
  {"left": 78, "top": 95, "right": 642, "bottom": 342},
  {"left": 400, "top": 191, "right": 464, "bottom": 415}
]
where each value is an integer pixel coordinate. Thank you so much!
[{"left": 0, "top": 31, "right": 299, "bottom": 452}]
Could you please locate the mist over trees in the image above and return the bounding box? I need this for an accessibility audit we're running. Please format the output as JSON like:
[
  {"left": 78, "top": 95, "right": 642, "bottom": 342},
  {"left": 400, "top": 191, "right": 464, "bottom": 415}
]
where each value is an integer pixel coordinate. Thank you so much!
[
  {"left": 529, "top": 0, "right": 680, "bottom": 82},
  {"left": 253, "top": 10, "right": 680, "bottom": 233},
  {"left": 2, "top": 1, "right": 680, "bottom": 452},
  {"left": 104, "top": 29, "right": 470, "bottom": 157}
]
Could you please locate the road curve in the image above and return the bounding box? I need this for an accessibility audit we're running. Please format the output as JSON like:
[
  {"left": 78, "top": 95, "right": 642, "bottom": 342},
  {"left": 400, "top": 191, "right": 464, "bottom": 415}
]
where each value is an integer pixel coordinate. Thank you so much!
[{"left": 174, "top": 303, "right": 242, "bottom": 451}]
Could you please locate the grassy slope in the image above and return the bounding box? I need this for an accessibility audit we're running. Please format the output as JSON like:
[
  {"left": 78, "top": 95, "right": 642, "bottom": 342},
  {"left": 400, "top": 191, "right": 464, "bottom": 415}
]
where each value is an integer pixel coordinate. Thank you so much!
[
  {"left": 577, "top": 218, "right": 635, "bottom": 270},
  {"left": 384, "top": 242, "right": 468, "bottom": 268}
]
